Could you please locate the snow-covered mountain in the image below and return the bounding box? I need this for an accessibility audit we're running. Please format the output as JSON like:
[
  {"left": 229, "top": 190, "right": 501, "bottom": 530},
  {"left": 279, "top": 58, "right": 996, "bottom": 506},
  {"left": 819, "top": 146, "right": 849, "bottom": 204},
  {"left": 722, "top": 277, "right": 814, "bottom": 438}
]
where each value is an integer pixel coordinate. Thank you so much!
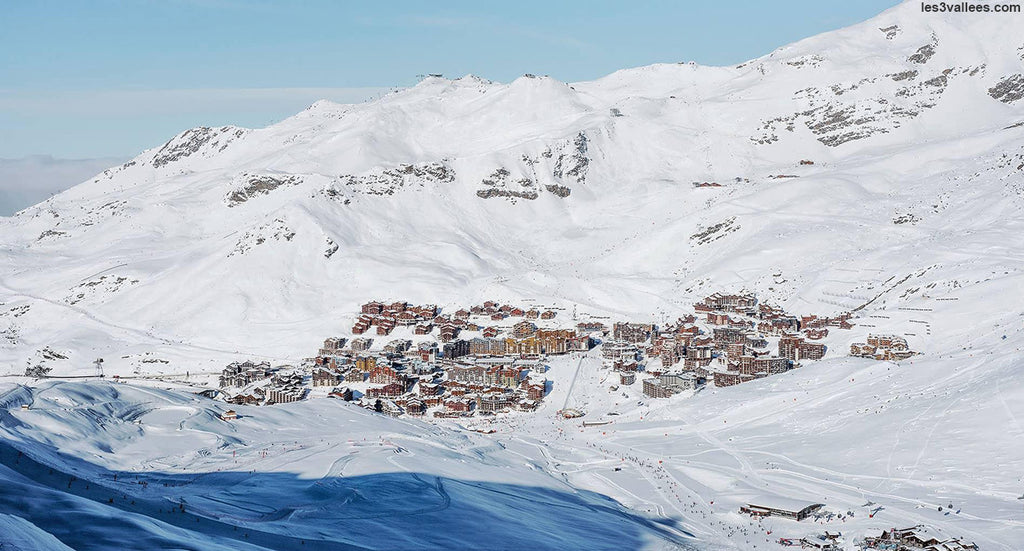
[
  {"left": 1, "top": 1, "right": 1023, "bottom": 373},
  {"left": 2, "top": 3, "right": 1024, "bottom": 549}
]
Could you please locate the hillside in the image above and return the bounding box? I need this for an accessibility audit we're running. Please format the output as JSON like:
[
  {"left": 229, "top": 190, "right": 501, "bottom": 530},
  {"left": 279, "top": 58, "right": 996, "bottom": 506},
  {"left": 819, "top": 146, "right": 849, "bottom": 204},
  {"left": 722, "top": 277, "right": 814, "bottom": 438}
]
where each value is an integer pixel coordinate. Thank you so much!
[
  {"left": 1, "top": 2, "right": 1024, "bottom": 549},
  {"left": 1, "top": 1, "right": 1022, "bottom": 375}
]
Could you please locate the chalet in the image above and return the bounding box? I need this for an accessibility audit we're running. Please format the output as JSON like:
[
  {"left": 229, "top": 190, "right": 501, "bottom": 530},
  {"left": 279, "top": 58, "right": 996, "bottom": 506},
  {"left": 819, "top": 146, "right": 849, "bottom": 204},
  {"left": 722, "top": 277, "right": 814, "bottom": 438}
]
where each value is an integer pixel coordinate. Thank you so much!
[
  {"left": 445, "top": 398, "right": 473, "bottom": 412},
  {"left": 395, "top": 311, "right": 418, "bottom": 326},
  {"left": 873, "top": 526, "right": 977, "bottom": 551},
  {"left": 417, "top": 340, "right": 439, "bottom": 353},
  {"left": 686, "top": 345, "right": 714, "bottom": 360},
  {"left": 405, "top": 358, "right": 433, "bottom": 375},
  {"left": 739, "top": 355, "right": 789, "bottom": 375},
  {"left": 439, "top": 325, "right": 459, "bottom": 343},
  {"left": 538, "top": 329, "right": 583, "bottom": 354},
  {"left": 700, "top": 292, "right": 757, "bottom": 313},
  {"left": 714, "top": 371, "right": 742, "bottom": 387},
  {"left": 620, "top": 372, "right": 636, "bottom": 385},
  {"left": 712, "top": 327, "right": 747, "bottom": 346},
  {"left": 478, "top": 392, "right": 514, "bottom": 413},
  {"left": 469, "top": 337, "right": 506, "bottom": 356},
  {"left": 414, "top": 323, "right": 433, "bottom": 335},
  {"left": 660, "top": 347, "right": 682, "bottom": 367},
  {"left": 490, "top": 312, "right": 506, "bottom": 321},
  {"left": 482, "top": 326, "right": 500, "bottom": 338},
  {"left": 850, "top": 336, "right": 916, "bottom": 361},
  {"left": 454, "top": 309, "right": 471, "bottom": 320},
  {"left": 613, "top": 359, "right": 638, "bottom": 372},
  {"left": 448, "top": 364, "right": 486, "bottom": 384},
  {"left": 613, "top": 322, "right": 654, "bottom": 343},
  {"left": 804, "top": 328, "right": 828, "bottom": 340},
  {"left": 267, "top": 386, "right": 306, "bottom": 404},
  {"left": 419, "top": 382, "right": 442, "bottom": 396},
  {"left": 220, "top": 410, "right": 238, "bottom": 421},
  {"left": 869, "top": 333, "right": 909, "bottom": 350},
  {"left": 229, "top": 393, "right": 261, "bottom": 406},
  {"left": 707, "top": 312, "right": 731, "bottom": 325},
  {"left": 512, "top": 320, "right": 538, "bottom": 338},
  {"left": 329, "top": 387, "right": 354, "bottom": 401},
  {"left": 799, "top": 341, "right": 826, "bottom": 361},
  {"left": 746, "top": 335, "right": 769, "bottom": 349},
  {"left": 443, "top": 339, "right": 471, "bottom": 359},
  {"left": 759, "top": 316, "right": 800, "bottom": 335},
  {"left": 725, "top": 342, "right": 746, "bottom": 358},
  {"left": 643, "top": 372, "right": 699, "bottom": 398},
  {"left": 684, "top": 355, "right": 715, "bottom": 370},
  {"left": 493, "top": 367, "right": 526, "bottom": 387},
  {"left": 383, "top": 339, "right": 412, "bottom": 354},
  {"left": 778, "top": 334, "right": 803, "bottom": 361},
  {"left": 355, "top": 355, "right": 377, "bottom": 372},
  {"left": 516, "top": 399, "right": 539, "bottom": 411},
  {"left": 758, "top": 303, "right": 787, "bottom": 319},
  {"left": 602, "top": 341, "right": 638, "bottom": 362},
  {"left": 369, "top": 365, "right": 398, "bottom": 384},
  {"left": 405, "top": 398, "right": 426, "bottom": 416},
  {"left": 523, "top": 382, "right": 546, "bottom": 400},
  {"left": 850, "top": 342, "right": 874, "bottom": 356},
  {"left": 350, "top": 338, "right": 373, "bottom": 352},
  {"left": 366, "top": 382, "right": 404, "bottom": 398},
  {"left": 219, "top": 361, "right": 273, "bottom": 388},
  {"left": 361, "top": 301, "right": 384, "bottom": 315},
  {"left": 540, "top": 310, "right": 557, "bottom": 320},
  {"left": 312, "top": 369, "right": 341, "bottom": 387},
  {"left": 739, "top": 497, "right": 824, "bottom": 521},
  {"left": 577, "top": 321, "right": 607, "bottom": 334},
  {"left": 525, "top": 309, "right": 540, "bottom": 320},
  {"left": 319, "top": 337, "right": 346, "bottom": 355},
  {"left": 509, "top": 307, "right": 525, "bottom": 317}
]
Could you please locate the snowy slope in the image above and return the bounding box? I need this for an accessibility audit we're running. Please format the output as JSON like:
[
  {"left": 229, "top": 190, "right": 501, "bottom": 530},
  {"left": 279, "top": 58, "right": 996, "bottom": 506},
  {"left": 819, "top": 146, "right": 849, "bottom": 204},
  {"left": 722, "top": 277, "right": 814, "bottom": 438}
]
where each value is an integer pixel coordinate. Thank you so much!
[
  {"left": 0, "top": 381, "right": 696, "bottom": 551},
  {"left": 1, "top": 1, "right": 1022, "bottom": 375},
  {"left": 1, "top": 2, "right": 1024, "bottom": 549}
]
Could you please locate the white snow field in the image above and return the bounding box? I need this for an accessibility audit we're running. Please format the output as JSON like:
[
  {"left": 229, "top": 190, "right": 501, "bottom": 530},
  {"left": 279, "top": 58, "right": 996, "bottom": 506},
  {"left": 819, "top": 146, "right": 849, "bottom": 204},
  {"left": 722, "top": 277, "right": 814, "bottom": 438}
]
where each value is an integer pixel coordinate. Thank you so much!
[
  {"left": 0, "top": 381, "right": 695, "bottom": 550},
  {"left": 2, "top": 0, "right": 1024, "bottom": 548}
]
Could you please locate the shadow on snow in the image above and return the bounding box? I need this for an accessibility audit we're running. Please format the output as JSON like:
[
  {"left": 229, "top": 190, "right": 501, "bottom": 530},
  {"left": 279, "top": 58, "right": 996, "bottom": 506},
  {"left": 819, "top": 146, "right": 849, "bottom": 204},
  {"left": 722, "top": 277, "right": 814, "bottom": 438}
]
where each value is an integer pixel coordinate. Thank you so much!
[{"left": 0, "top": 436, "right": 699, "bottom": 551}]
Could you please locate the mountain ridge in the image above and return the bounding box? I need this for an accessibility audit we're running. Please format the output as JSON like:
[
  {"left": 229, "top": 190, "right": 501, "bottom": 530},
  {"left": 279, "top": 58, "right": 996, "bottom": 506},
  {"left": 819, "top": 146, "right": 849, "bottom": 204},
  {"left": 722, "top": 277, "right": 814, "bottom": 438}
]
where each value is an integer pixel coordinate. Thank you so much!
[{"left": 1, "top": 0, "right": 1023, "bottom": 373}]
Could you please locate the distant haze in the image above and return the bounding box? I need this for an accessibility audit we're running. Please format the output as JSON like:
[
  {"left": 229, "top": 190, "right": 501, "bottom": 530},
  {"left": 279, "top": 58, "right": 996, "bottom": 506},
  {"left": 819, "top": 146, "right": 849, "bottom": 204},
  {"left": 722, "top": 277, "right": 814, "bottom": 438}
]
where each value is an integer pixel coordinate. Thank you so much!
[{"left": 0, "top": 156, "right": 124, "bottom": 216}]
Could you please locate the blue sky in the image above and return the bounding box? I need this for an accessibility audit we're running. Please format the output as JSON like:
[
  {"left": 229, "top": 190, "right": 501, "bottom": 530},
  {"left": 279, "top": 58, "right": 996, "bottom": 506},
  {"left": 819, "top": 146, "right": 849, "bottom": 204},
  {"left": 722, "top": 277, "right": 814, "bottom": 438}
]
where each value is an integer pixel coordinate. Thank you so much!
[{"left": 1, "top": 0, "right": 901, "bottom": 160}]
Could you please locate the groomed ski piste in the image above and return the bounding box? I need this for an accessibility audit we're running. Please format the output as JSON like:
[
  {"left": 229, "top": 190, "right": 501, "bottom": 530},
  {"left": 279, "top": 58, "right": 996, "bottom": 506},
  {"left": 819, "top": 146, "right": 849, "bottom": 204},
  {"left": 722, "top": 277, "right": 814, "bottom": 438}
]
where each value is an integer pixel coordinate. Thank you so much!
[{"left": 2, "top": 1, "right": 1024, "bottom": 549}]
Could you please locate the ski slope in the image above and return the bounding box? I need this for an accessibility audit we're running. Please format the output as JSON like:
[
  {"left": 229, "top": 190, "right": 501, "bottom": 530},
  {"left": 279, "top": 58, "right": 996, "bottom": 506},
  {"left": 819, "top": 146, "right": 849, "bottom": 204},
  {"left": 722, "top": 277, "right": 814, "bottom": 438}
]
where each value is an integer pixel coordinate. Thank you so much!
[{"left": 1, "top": 1, "right": 1023, "bottom": 549}]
